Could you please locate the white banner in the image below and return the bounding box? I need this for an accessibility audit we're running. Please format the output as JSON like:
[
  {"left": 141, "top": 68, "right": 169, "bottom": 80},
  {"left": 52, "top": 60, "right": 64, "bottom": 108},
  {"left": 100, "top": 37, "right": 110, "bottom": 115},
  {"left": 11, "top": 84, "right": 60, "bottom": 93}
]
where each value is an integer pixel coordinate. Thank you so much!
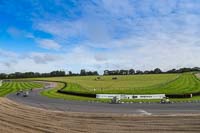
[{"left": 96, "top": 94, "right": 165, "bottom": 99}]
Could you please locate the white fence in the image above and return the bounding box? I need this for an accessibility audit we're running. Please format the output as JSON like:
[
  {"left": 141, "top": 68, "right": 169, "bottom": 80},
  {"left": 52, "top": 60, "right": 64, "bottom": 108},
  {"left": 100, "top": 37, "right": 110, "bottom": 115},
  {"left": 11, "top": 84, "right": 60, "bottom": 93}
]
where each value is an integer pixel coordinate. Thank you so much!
[{"left": 96, "top": 94, "right": 165, "bottom": 99}]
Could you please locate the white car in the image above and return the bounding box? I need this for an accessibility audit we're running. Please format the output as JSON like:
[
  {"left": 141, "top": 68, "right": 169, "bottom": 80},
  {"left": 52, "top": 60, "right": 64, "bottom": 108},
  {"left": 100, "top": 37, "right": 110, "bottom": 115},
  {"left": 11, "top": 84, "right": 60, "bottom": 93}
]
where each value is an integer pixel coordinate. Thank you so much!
[
  {"left": 23, "top": 91, "right": 29, "bottom": 97},
  {"left": 160, "top": 97, "right": 171, "bottom": 104}
]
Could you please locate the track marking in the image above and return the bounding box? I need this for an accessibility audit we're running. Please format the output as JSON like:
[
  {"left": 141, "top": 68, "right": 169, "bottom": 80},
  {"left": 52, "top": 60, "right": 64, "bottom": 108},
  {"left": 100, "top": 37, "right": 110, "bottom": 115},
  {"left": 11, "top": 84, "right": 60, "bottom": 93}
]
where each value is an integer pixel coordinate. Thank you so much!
[{"left": 137, "top": 109, "right": 152, "bottom": 115}]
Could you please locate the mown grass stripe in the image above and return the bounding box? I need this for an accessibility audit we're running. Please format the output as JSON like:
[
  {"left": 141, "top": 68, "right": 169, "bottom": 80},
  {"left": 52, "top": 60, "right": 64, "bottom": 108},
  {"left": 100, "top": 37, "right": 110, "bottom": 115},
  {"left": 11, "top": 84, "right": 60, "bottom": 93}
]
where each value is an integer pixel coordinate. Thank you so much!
[{"left": 0, "top": 81, "right": 44, "bottom": 97}]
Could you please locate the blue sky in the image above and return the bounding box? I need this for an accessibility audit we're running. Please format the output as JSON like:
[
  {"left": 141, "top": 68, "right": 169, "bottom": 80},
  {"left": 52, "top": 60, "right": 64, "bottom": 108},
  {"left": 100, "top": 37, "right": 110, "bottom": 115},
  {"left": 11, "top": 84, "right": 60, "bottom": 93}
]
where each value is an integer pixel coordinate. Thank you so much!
[{"left": 0, "top": 0, "right": 200, "bottom": 73}]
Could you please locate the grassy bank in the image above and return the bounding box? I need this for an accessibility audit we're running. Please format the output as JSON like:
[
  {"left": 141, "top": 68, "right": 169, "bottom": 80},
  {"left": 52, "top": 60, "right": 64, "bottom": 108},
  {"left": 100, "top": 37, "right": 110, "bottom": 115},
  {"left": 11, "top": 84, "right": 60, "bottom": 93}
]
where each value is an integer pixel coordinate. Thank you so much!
[
  {"left": 0, "top": 81, "right": 44, "bottom": 96},
  {"left": 31, "top": 74, "right": 179, "bottom": 94},
  {"left": 38, "top": 73, "right": 200, "bottom": 95},
  {"left": 40, "top": 82, "right": 110, "bottom": 102},
  {"left": 38, "top": 73, "right": 200, "bottom": 102}
]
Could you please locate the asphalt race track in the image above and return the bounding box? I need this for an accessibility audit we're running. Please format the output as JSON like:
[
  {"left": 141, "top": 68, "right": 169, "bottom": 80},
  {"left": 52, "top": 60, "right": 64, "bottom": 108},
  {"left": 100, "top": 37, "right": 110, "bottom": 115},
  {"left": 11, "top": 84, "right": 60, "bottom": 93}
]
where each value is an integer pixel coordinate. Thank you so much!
[{"left": 7, "top": 82, "right": 200, "bottom": 115}]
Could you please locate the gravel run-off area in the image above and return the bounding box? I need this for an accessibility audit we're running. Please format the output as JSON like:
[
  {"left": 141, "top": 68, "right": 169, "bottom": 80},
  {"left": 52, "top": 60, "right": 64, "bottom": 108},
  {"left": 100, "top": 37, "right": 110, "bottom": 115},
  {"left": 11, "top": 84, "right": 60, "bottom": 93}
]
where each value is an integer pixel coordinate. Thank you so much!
[{"left": 0, "top": 98, "right": 200, "bottom": 133}]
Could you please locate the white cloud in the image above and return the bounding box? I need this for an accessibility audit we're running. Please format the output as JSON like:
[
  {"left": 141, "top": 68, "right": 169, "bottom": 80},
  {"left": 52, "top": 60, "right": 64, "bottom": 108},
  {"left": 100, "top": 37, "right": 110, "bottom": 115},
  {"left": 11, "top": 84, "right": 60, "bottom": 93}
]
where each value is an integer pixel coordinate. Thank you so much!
[
  {"left": 0, "top": 49, "right": 18, "bottom": 73},
  {"left": 28, "top": 52, "right": 62, "bottom": 64},
  {"left": 7, "top": 27, "right": 34, "bottom": 39},
  {"left": 36, "top": 20, "right": 84, "bottom": 40},
  {"left": 7, "top": 27, "right": 22, "bottom": 37},
  {"left": 101, "top": 0, "right": 134, "bottom": 17},
  {"left": 2, "top": 0, "right": 200, "bottom": 73},
  {"left": 1, "top": 36, "right": 200, "bottom": 74},
  {"left": 37, "top": 39, "right": 61, "bottom": 50},
  {"left": 0, "top": 49, "right": 18, "bottom": 58}
]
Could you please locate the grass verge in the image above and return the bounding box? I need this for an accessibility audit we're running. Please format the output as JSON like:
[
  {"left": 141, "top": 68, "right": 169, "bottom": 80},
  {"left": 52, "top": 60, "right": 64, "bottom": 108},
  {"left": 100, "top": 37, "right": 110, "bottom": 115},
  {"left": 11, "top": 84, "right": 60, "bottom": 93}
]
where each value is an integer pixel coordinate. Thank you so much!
[
  {"left": 40, "top": 81, "right": 200, "bottom": 103},
  {"left": 40, "top": 82, "right": 110, "bottom": 102},
  {"left": 0, "top": 81, "right": 44, "bottom": 96}
]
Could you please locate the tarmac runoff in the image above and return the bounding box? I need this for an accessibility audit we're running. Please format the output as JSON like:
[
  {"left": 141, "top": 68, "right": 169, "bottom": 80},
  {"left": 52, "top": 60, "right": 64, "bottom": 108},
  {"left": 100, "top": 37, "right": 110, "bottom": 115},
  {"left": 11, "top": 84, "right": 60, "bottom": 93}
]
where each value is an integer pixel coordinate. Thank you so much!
[{"left": 7, "top": 81, "right": 200, "bottom": 115}]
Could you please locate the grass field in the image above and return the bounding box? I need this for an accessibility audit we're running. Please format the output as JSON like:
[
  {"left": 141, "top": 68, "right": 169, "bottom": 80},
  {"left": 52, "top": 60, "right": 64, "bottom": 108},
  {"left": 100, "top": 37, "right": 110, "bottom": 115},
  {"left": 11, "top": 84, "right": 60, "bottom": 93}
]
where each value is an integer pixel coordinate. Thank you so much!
[
  {"left": 131, "top": 73, "right": 200, "bottom": 94},
  {"left": 2, "top": 72, "right": 196, "bottom": 102},
  {"left": 38, "top": 72, "right": 200, "bottom": 102},
  {"left": 33, "top": 73, "right": 200, "bottom": 94},
  {"left": 52, "top": 73, "right": 200, "bottom": 95},
  {"left": 37, "top": 74, "right": 178, "bottom": 89},
  {"left": 33, "top": 74, "right": 179, "bottom": 94},
  {"left": 0, "top": 81, "right": 43, "bottom": 96}
]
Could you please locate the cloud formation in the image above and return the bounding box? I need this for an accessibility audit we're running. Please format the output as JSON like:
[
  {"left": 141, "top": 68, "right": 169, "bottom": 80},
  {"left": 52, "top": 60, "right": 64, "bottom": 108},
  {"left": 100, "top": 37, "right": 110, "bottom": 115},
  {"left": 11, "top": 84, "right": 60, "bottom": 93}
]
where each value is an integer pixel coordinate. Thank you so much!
[
  {"left": 1, "top": 0, "right": 200, "bottom": 73},
  {"left": 28, "top": 52, "right": 62, "bottom": 64},
  {"left": 37, "top": 39, "right": 61, "bottom": 50}
]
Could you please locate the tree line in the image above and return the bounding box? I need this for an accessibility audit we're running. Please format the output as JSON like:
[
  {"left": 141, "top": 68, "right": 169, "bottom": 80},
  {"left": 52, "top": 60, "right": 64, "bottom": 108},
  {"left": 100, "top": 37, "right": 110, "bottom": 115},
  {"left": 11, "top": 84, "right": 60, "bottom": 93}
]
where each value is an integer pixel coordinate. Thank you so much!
[
  {"left": 0, "top": 69, "right": 99, "bottom": 79},
  {"left": 103, "top": 67, "right": 200, "bottom": 75},
  {"left": 0, "top": 67, "right": 199, "bottom": 79},
  {"left": 0, "top": 71, "right": 66, "bottom": 79},
  {"left": 68, "top": 69, "right": 99, "bottom": 76}
]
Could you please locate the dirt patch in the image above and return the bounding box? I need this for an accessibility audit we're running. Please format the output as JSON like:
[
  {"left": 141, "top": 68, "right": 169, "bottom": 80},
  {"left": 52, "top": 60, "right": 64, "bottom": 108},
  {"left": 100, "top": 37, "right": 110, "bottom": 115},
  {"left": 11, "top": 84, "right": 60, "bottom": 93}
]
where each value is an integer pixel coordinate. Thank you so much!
[{"left": 0, "top": 98, "right": 200, "bottom": 133}]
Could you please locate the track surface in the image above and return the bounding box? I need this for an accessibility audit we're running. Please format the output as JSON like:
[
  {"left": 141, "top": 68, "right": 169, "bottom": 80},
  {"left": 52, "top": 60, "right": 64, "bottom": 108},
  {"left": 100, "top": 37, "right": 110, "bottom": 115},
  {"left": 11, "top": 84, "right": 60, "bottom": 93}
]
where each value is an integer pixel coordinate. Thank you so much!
[
  {"left": 2, "top": 98, "right": 200, "bottom": 133},
  {"left": 7, "top": 82, "right": 200, "bottom": 115}
]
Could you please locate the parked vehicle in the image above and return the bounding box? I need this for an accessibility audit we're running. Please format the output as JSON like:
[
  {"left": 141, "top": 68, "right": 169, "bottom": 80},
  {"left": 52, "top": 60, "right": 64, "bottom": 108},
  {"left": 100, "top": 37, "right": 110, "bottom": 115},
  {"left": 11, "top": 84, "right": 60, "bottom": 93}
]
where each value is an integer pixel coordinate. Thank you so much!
[
  {"left": 160, "top": 97, "right": 171, "bottom": 104},
  {"left": 16, "top": 91, "right": 20, "bottom": 96},
  {"left": 23, "top": 91, "right": 29, "bottom": 97},
  {"left": 110, "top": 96, "right": 121, "bottom": 104}
]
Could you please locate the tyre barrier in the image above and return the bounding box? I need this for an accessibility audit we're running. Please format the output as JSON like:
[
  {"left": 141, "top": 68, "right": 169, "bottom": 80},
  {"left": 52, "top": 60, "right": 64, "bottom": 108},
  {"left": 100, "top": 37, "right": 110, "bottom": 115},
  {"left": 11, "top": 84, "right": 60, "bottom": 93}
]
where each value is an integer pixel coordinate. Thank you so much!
[
  {"left": 56, "top": 82, "right": 96, "bottom": 98},
  {"left": 165, "top": 94, "right": 192, "bottom": 98},
  {"left": 57, "top": 89, "right": 96, "bottom": 98}
]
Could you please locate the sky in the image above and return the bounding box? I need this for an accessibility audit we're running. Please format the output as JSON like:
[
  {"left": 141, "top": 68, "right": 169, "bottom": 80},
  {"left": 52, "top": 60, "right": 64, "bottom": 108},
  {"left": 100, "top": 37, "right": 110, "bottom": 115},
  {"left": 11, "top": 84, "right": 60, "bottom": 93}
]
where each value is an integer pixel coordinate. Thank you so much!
[{"left": 0, "top": 0, "right": 200, "bottom": 74}]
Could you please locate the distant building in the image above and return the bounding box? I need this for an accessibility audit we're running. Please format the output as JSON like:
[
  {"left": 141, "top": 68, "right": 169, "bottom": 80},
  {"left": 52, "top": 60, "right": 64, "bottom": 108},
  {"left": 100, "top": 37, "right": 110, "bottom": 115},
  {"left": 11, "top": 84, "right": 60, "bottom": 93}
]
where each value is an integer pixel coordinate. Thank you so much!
[
  {"left": 104, "top": 70, "right": 130, "bottom": 75},
  {"left": 104, "top": 70, "right": 109, "bottom": 75}
]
